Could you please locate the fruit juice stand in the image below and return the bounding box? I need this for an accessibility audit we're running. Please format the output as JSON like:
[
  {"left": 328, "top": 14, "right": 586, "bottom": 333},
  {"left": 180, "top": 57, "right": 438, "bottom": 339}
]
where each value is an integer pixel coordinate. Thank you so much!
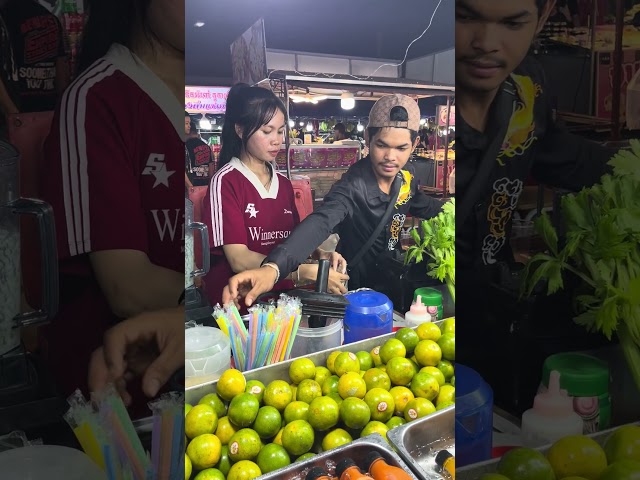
[{"left": 184, "top": 314, "right": 456, "bottom": 480}]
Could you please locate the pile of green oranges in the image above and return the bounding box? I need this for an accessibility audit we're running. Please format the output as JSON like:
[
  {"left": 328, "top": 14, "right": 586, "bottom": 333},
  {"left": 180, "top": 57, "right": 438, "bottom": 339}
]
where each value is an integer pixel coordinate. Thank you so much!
[
  {"left": 184, "top": 319, "right": 455, "bottom": 480},
  {"left": 480, "top": 424, "right": 640, "bottom": 480}
]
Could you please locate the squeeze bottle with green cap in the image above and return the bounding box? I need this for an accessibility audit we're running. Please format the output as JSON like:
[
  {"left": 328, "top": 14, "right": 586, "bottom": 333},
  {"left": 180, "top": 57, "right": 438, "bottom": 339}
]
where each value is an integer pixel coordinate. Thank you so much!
[
  {"left": 404, "top": 295, "right": 430, "bottom": 327},
  {"left": 521, "top": 370, "right": 583, "bottom": 447}
]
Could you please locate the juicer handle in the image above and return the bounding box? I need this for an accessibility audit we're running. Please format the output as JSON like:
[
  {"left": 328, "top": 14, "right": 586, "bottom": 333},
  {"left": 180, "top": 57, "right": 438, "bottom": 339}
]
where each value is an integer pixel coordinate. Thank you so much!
[
  {"left": 189, "top": 221, "right": 210, "bottom": 278},
  {"left": 11, "top": 198, "right": 59, "bottom": 329},
  {"left": 316, "top": 259, "right": 330, "bottom": 293}
]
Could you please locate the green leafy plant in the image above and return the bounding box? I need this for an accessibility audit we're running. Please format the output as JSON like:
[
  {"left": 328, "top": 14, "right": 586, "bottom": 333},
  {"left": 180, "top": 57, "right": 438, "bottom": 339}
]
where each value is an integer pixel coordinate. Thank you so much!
[
  {"left": 404, "top": 198, "right": 455, "bottom": 303},
  {"left": 522, "top": 140, "right": 640, "bottom": 391}
]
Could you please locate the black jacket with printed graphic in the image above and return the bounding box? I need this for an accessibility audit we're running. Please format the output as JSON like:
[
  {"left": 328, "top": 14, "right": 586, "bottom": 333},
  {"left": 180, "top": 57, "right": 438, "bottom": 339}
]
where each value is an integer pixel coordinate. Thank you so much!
[
  {"left": 456, "top": 56, "right": 614, "bottom": 274},
  {"left": 264, "top": 155, "right": 444, "bottom": 290}
]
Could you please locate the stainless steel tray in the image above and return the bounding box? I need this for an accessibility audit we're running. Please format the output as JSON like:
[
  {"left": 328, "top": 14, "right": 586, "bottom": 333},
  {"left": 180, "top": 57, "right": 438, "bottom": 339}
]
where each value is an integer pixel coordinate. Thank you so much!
[
  {"left": 387, "top": 405, "right": 455, "bottom": 480},
  {"left": 457, "top": 421, "right": 640, "bottom": 479},
  {"left": 259, "top": 433, "right": 420, "bottom": 480},
  {"left": 186, "top": 322, "right": 443, "bottom": 404}
]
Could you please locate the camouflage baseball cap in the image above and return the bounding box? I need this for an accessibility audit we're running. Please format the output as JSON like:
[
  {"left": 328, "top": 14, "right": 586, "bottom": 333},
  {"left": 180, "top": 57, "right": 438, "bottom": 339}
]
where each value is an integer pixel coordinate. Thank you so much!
[{"left": 367, "top": 94, "right": 421, "bottom": 131}]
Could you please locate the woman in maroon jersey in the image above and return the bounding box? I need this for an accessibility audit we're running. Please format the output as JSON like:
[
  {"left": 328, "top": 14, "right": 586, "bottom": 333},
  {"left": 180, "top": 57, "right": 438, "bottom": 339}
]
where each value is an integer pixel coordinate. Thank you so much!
[
  {"left": 201, "top": 84, "right": 349, "bottom": 312},
  {"left": 39, "top": 0, "right": 185, "bottom": 412}
]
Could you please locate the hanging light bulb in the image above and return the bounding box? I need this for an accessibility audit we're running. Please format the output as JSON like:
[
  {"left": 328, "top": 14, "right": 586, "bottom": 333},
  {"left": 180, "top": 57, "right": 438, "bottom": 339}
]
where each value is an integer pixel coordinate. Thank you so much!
[
  {"left": 306, "top": 122, "right": 313, "bottom": 132},
  {"left": 341, "top": 92, "right": 355, "bottom": 110},
  {"left": 299, "top": 121, "right": 304, "bottom": 127},
  {"left": 420, "top": 118, "right": 427, "bottom": 125},
  {"left": 357, "top": 122, "right": 364, "bottom": 132},
  {"left": 199, "top": 117, "right": 211, "bottom": 130},
  {"left": 288, "top": 119, "right": 295, "bottom": 128}
]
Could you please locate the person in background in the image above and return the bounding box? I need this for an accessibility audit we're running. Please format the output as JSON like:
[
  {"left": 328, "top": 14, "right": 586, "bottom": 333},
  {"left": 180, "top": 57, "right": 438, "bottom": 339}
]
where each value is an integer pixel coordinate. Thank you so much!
[
  {"left": 185, "top": 114, "right": 214, "bottom": 187},
  {"left": 185, "top": 112, "right": 194, "bottom": 189},
  {"left": 39, "top": 0, "right": 185, "bottom": 412},
  {"left": 0, "top": 11, "right": 18, "bottom": 139},
  {"left": 0, "top": 0, "right": 69, "bottom": 112},
  {"left": 332, "top": 122, "right": 349, "bottom": 142},
  {"left": 202, "top": 83, "right": 348, "bottom": 312},
  {"left": 223, "top": 94, "right": 445, "bottom": 307},
  {"left": 89, "top": 306, "right": 184, "bottom": 405}
]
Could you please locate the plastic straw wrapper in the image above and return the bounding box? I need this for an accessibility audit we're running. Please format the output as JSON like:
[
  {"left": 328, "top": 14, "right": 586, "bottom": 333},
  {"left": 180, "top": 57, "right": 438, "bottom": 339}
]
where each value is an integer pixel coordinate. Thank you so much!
[
  {"left": 148, "top": 392, "right": 184, "bottom": 480},
  {"left": 63, "top": 389, "right": 106, "bottom": 470},
  {"left": 93, "top": 384, "right": 150, "bottom": 480},
  {"left": 212, "top": 305, "right": 230, "bottom": 337}
]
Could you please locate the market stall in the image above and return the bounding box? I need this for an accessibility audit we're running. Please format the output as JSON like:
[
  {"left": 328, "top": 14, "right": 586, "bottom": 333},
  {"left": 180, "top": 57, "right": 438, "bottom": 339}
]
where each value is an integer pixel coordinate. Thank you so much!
[{"left": 534, "top": 0, "right": 633, "bottom": 138}]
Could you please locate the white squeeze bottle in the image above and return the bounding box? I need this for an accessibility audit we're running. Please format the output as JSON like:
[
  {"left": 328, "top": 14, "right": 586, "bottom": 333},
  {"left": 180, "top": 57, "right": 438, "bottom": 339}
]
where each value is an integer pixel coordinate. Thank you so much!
[
  {"left": 404, "top": 295, "right": 430, "bottom": 327},
  {"left": 521, "top": 370, "right": 583, "bottom": 447}
]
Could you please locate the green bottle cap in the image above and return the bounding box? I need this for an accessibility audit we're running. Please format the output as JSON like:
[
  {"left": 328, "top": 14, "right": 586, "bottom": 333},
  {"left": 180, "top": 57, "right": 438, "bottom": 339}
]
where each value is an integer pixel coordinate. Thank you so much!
[
  {"left": 413, "top": 287, "right": 442, "bottom": 306},
  {"left": 541, "top": 353, "right": 609, "bottom": 397}
]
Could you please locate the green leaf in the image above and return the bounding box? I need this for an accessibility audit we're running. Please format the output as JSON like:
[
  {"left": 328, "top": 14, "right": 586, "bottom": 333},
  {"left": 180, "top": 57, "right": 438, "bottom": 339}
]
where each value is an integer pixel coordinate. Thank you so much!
[
  {"left": 574, "top": 309, "right": 599, "bottom": 335},
  {"left": 576, "top": 294, "right": 599, "bottom": 308},
  {"left": 410, "top": 228, "right": 421, "bottom": 245},
  {"left": 562, "top": 194, "right": 590, "bottom": 231},
  {"left": 609, "top": 148, "right": 640, "bottom": 179},
  {"left": 595, "top": 297, "right": 619, "bottom": 339},
  {"left": 614, "top": 208, "right": 640, "bottom": 234},
  {"left": 595, "top": 259, "right": 614, "bottom": 285},
  {"left": 546, "top": 261, "right": 564, "bottom": 295},
  {"left": 628, "top": 276, "right": 640, "bottom": 306},
  {"left": 534, "top": 213, "right": 559, "bottom": 256}
]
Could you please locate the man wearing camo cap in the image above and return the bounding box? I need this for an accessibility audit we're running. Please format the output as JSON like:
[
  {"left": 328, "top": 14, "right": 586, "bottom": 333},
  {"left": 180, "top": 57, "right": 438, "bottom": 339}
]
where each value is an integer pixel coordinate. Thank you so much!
[{"left": 222, "top": 93, "right": 445, "bottom": 305}]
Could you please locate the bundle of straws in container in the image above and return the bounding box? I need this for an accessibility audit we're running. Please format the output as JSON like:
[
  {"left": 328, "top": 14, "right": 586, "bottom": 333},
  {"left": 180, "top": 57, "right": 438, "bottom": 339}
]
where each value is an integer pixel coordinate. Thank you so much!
[
  {"left": 63, "top": 384, "right": 184, "bottom": 480},
  {"left": 214, "top": 294, "right": 302, "bottom": 372}
]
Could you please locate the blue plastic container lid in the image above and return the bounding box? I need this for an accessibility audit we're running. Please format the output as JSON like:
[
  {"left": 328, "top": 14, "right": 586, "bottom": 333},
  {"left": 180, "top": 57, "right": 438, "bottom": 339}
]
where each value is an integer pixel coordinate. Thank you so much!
[
  {"left": 344, "top": 291, "right": 393, "bottom": 315},
  {"left": 455, "top": 364, "right": 493, "bottom": 416}
]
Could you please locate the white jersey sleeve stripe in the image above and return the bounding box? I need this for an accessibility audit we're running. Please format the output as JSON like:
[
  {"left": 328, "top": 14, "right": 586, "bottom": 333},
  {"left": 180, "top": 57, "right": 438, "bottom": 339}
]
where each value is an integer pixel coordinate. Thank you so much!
[
  {"left": 60, "top": 61, "right": 116, "bottom": 256},
  {"left": 211, "top": 164, "right": 233, "bottom": 247},
  {"left": 59, "top": 60, "right": 108, "bottom": 256}
]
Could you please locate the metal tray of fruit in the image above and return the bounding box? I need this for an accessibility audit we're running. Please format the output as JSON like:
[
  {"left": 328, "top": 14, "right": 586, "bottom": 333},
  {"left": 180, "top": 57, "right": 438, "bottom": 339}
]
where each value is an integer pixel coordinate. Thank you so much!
[
  {"left": 185, "top": 321, "right": 444, "bottom": 404},
  {"left": 387, "top": 405, "right": 455, "bottom": 480},
  {"left": 258, "top": 432, "right": 420, "bottom": 480},
  {"left": 456, "top": 421, "right": 640, "bottom": 479}
]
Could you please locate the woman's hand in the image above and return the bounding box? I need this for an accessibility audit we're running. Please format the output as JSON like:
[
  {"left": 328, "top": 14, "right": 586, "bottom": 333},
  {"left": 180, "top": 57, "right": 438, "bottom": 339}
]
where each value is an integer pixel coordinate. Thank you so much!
[
  {"left": 88, "top": 307, "right": 184, "bottom": 404},
  {"left": 298, "top": 264, "right": 349, "bottom": 294},
  {"left": 317, "top": 250, "right": 348, "bottom": 274}
]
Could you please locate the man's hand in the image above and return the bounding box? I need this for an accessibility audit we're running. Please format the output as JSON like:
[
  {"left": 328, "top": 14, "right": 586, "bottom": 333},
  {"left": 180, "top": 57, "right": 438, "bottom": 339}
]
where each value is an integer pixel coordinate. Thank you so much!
[
  {"left": 222, "top": 266, "right": 278, "bottom": 307},
  {"left": 88, "top": 307, "right": 184, "bottom": 405}
]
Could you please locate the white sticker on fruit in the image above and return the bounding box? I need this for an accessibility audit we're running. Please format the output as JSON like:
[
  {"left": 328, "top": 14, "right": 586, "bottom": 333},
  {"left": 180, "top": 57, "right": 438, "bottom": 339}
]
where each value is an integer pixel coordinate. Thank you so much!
[
  {"left": 230, "top": 442, "right": 239, "bottom": 455},
  {"left": 373, "top": 347, "right": 380, "bottom": 355},
  {"left": 349, "top": 353, "right": 356, "bottom": 361},
  {"left": 378, "top": 402, "right": 388, "bottom": 412},
  {"left": 250, "top": 386, "right": 262, "bottom": 394},
  {"left": 408, "top": 408, "right": 418, "bottom": 419}
]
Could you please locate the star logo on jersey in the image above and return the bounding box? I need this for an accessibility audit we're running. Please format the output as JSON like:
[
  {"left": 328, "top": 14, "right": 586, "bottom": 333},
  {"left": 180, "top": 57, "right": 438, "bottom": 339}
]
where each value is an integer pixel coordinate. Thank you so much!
[
  {"left": 245, "top": 203, "right": 259, "bottom": 218},
  {"left": 284, "top": 208, "right": 292, "bottom": 215},
  {"left": 142, "top": 153, "right": 176, "bottom": 188}
]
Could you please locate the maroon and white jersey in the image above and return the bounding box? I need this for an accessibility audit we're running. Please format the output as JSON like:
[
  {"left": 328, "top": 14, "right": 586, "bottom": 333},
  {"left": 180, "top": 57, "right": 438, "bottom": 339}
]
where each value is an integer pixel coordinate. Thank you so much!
[
  {"left": 202, "top": 157, "right": 299, "bottom": 308},
  {"left": 39, "top": 43, "right": 184, "bottom": 400}
]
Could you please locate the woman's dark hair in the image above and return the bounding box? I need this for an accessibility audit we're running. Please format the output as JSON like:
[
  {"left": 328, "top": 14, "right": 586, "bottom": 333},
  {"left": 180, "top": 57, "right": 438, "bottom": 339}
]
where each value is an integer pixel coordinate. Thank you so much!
[
  {"left": 77, "top": 0, "right": 152, "bottom": 74},
  {"left": 536, "top": 0, "right": 549, "bottom": 14},
  {"left": 218, "top": 83, "right": 287, "bottom": 169},
  {"left": 367, "top": 106, "right": 418, "bottom": 144}
]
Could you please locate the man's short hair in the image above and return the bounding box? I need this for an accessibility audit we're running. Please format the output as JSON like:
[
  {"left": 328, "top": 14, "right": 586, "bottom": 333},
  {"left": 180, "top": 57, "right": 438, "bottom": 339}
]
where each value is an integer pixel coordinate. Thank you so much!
[
  {"left": 334, "top": 123, "right": 347, "bottom": 135},
  {"left": 189, "top": 121, "right": 198, "bottom": 135}
]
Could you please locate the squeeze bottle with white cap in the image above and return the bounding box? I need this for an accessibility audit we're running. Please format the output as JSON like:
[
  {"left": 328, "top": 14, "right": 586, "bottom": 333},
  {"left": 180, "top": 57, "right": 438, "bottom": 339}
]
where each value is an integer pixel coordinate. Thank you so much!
[
  {"left": 521, "top": 370, "right": 583, "bottom": 447},
  {"left": 404, "top": 295, "right": 430, "bottom": 327}
]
